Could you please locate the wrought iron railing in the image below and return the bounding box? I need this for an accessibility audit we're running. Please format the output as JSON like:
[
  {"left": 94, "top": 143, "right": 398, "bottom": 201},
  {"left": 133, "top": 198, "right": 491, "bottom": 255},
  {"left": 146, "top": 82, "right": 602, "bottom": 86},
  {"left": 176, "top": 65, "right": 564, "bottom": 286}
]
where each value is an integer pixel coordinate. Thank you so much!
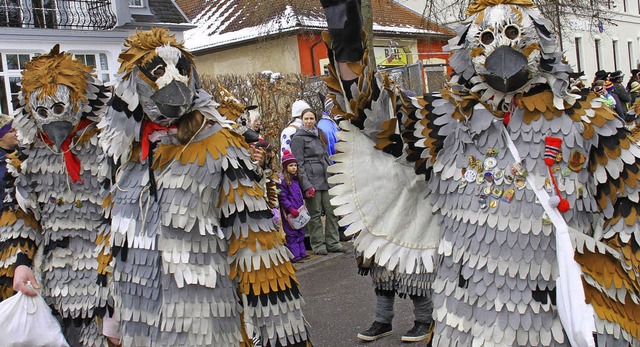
[{"left": 0, "top": 0, "right": 117, "bottom": 30}]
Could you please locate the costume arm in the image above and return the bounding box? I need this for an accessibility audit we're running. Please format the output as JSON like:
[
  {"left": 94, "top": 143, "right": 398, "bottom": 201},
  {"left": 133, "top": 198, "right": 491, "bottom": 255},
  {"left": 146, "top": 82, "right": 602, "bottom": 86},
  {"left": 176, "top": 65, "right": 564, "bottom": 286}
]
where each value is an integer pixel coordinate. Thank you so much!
[
  {"left": 264, "top": 171, "right": 280, "bottom": 210},
  {"left": 0, "top": 151, "right": 42, "bottom": 300},
  {"left": 220, "top": 129, "right": 309, "bottom": 346},
  {"left": 572, "top": 97, "right": 640, "bottom": 341}
]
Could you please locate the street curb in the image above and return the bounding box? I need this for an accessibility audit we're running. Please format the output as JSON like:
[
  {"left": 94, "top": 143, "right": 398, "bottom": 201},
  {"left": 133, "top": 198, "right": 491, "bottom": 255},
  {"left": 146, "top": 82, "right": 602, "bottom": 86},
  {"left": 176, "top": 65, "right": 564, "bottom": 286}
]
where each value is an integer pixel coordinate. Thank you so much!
[{"left": 294, "top": 242, "right": 354, "bottom": 271}]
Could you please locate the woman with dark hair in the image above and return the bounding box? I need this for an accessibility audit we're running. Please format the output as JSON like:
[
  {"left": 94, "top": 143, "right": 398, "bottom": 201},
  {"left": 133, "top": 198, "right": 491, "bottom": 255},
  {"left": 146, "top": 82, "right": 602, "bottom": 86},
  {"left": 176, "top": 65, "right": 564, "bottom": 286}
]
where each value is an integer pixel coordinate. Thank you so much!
[{"left": 290, "top": 102, "right": 347, "bottom": 255}]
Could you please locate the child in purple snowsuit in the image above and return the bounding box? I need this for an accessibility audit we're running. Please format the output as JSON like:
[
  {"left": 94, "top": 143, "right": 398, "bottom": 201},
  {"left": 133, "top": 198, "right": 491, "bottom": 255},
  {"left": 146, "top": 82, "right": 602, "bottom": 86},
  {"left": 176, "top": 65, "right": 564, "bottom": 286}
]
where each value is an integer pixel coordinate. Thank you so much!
[{"left": 278, "top": 150, "right": 308, "bottom": 262}]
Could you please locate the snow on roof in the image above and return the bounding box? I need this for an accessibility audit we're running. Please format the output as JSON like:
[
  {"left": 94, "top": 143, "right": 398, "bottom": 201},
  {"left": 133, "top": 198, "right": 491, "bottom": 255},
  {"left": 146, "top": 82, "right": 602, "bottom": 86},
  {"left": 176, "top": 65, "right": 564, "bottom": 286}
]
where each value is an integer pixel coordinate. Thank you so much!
[{"left": 181, "top": 1, "right": 452, "bottom": 53}]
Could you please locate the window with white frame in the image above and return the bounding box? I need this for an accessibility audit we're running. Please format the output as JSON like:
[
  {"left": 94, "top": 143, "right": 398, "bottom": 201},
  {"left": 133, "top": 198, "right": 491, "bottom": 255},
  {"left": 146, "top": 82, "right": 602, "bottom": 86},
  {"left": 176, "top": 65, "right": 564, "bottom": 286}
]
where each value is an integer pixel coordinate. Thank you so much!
[
  {"left": 628, "top": 41, "right": 634, "bottom": 71},
  {"left": 0, "top": 53, "right": 35, "bottom": 115},
  {"left": 128, "top": 0, "right": 143, "bottom": 7},
  {"left": 73, "top": 53, "right": 111, "bottom": 83},
  {"left": 574, "top": 37, "right": 583, "bottom": 72}
]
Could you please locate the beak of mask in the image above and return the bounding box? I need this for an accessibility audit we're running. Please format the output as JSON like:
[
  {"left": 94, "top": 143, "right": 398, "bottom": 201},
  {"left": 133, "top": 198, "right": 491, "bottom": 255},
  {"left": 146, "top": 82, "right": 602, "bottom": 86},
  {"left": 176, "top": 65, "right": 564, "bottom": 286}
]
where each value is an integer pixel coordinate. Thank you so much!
[
  {"left": 150, "top": 79, "right": 194, "bottom": 119},
  {"left": 482, "top": 46, "right": 529, "bottom": 93},
  {"left": 42, "top": 121, "right": 73, "bottom": 148}
]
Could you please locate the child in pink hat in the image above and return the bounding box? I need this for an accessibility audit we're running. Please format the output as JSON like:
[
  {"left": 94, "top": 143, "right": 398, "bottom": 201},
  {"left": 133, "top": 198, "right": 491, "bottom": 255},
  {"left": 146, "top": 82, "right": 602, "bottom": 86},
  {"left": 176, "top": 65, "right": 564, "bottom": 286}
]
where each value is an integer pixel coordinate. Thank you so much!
[{"left": 278, "top": 150, "right": 308, "bottom": 262}]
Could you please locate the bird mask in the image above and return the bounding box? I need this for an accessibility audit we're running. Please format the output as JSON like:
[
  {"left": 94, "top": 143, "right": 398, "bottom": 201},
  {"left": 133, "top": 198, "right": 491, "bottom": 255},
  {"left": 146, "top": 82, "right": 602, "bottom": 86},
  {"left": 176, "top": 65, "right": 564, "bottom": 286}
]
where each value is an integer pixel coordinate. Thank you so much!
[
  {"left": 18, "top": 44, "right": 99, "bottom": 149},
  {"left": 447, "top": 0, "right": 573, "bottom": 108},
  {"left": 117, "top": 28, "right": 198, "bottom": 126}
]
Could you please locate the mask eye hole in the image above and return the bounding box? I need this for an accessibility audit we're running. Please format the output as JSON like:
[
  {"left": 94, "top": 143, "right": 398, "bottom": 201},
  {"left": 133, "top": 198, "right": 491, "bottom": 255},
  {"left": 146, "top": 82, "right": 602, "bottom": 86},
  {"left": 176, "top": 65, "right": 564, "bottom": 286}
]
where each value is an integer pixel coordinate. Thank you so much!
[
  {"left": 152, "top": 65, "right": 165, "bottom": 78},
  {"left": 176, "top": 58, "right": 190, "bottom": 76},
  {"left": 36, "top": 107, "right": 48, "bottom": 118},
  {"left": 52, "top": 103, "right": 65, "bottom": 115},
  {"left": 504, "top": 25, "right": 520, "bottom": 40},
  {"left": 480, "top": 31, "right": 494, "bottom": 45}
]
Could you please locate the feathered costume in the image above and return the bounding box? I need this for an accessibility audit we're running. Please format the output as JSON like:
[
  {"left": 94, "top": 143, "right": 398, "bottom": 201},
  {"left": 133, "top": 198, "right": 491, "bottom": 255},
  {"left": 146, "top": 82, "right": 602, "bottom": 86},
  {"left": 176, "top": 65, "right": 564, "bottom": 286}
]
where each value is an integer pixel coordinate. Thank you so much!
[
  {"left": 321, "top": 0, "right": 640, "bottom": 345},
  {"left": 0, "top": 45, "right": 112, "bottom": 346},
  {"left": 99, "top": 28, "right": 309, "bottom": 346}
]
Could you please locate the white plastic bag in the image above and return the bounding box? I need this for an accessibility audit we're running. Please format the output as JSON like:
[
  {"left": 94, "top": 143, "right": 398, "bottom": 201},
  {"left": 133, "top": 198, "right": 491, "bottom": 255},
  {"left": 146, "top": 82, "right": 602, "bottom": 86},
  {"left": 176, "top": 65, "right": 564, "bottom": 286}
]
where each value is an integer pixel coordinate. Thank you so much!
[{"left": 0, "top": 288, "right": 69, "bottom": 347}]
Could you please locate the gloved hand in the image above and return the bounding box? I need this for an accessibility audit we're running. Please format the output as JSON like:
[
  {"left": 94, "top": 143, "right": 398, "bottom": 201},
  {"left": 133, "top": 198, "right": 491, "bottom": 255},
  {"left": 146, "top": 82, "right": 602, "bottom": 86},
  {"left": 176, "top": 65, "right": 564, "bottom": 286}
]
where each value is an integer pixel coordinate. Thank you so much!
[
  {"left": 289, "top": 208, "right": 300, "bottom": 217},
  {"left": 271, "top": 208, "right": 281, "bottom": 225},
  {"left": 13, "top": 265, "right": 40, "bottom": 296},
  {"left": 305, "top": 187, "right": 315, "bottom": 198}
]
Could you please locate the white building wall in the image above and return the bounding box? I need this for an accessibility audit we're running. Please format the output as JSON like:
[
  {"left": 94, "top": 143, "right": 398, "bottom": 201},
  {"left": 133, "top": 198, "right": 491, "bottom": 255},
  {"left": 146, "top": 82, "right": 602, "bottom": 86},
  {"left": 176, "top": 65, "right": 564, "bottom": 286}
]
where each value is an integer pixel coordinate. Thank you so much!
[{"left": 564, "top": 5, "right": 640, "bottom": 83}]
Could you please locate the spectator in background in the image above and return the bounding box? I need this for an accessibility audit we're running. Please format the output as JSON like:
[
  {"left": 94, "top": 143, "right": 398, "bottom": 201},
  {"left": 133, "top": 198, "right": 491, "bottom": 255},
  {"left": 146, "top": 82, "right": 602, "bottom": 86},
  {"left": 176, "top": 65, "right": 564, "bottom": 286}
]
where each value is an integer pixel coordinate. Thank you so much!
[
  {"left": 0, "top": 114, "right": 17, "bottom": 210},
  {"left": 594, "top": 80, "right": 617, "bottom": 109},
  {"left": 290, "top": 102, "right": 347, "bottom": 255},
  {"left": 248, "top": 107, "right": 262, "bottom": 135},
  {"left": 605, "top": 79, "right": 627, "bottom": 121},
  {"left": 629, "top": 81, "right": 640, "bottom": 106},
  {"left": 280, "top": 100, "right": 307, "bottom": 154},
  {"left": 592, "top": 69, "right": 609, "bottom": 89},
  {"left": 610, "top": 70, "right": 630, "bottom": 114},
  {"left": 627, "top": 69, "right": 640, "bottom": 108},
  {"left": 278, "top": 150, "right": 309, "bottom": 262},
  {"left": 317, "top": 95, "right": 340, "bottom": 157},
  {"left": 626, "top": 69, "right": 639, "bottom": 93}
]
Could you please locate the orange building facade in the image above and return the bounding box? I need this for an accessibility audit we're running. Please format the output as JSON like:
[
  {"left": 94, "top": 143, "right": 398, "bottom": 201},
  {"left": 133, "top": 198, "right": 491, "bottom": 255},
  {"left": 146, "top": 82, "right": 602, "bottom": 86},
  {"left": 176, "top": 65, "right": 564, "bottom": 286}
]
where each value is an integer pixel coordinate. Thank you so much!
[{"left": 296, "top": 33, "right": 451, "bottom": 93}]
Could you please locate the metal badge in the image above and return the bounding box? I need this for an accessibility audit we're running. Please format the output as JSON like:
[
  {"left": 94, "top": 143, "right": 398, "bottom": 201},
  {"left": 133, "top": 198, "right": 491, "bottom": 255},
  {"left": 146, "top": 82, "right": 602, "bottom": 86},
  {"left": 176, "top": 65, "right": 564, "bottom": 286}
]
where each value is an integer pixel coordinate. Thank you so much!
[
  {"left": 502, "top": 189, "right": 515, "bottom": 202},
  {"left": 479, "top": 194, "right": 488, "bottom": 210},
  {"left": 494, "top": 170, "right": 504, "bottom": 185},
  {"left": 511, "top": 161, "right": 527, "bottom": 177},
  {"left": 504, "top": 174, "right": 514, "bottom": 185},
  {"left": 544, "top": 177, "right": 554, "bottom": 192},
  {"left": 542, "top": 212, "right": 552, "bottom": 225},
  {"left": 568, "top": 150, "right": 586, "bottom": 172},
  {"left": 464, "top": 170, "right": 477, "bottom": 183},
  {"left": 484, "top": 157, "right": 498, "bottom": 171},
  {"left": 484, "top": 172, "right": 494, "bottom": 184},
  {"left": 515, "top": 176, "right": 527, "bottom": 190}
]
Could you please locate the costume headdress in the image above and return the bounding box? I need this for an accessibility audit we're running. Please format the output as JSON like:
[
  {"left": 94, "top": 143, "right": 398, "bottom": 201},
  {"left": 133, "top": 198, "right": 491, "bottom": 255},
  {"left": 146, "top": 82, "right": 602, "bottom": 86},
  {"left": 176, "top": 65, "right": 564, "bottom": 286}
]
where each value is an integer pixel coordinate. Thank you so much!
[
  {"left": 446, "top": 0, "right": 575, "bottom": 109},
  {"left": 117, "top": 28, "right": 192, "bottom": 81},
  {"left": 466, "top": 0, "right": 535, "bottom": 14},
  {"left": 20, "top": 44, "right": 92, "bottom": 112}
]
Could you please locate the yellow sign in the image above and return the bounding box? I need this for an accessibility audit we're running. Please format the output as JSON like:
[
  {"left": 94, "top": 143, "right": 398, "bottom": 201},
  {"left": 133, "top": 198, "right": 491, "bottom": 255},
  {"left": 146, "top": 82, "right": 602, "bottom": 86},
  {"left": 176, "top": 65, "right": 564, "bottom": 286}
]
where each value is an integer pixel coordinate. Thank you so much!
[{"left": 376, "top": 47, "right": 408, "bottom": 67}]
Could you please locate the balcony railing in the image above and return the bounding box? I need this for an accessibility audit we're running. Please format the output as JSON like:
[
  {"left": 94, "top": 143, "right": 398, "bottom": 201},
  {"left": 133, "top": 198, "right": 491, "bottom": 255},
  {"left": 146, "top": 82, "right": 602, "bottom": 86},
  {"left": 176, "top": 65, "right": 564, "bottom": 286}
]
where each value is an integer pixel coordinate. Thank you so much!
[{"left": 0, "top": 0, "right": 117, "bottom": 30}]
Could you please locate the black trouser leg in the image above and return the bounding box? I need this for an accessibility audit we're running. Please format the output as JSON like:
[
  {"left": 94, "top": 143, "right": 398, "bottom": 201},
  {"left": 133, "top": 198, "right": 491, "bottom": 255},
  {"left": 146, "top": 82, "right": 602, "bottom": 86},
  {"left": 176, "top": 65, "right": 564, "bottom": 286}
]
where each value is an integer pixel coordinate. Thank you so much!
[{"left": 320, "top": 0, "right": 364, "bottom": 63}]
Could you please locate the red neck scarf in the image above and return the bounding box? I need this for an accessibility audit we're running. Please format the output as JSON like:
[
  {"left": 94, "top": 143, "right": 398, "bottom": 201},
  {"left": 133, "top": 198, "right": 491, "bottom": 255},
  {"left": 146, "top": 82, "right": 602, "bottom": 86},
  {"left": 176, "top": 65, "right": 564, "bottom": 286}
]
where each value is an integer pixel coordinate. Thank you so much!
[
  {"left": 140, "top": 119, "right": 175, "bottom": 161},
  {"left": 39, "top": 118, "right": 93, "bottom": 184}
]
